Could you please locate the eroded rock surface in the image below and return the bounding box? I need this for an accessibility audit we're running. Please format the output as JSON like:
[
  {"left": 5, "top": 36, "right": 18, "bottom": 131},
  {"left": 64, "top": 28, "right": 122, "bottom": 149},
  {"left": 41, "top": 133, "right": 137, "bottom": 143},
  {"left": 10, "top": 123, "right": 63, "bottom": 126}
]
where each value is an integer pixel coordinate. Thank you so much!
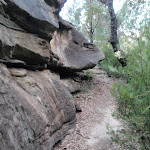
[
  {"left": 0, "top": 22, "right": 50, "bottom": 69},
  {"left": 0, "top": 0, "right": 105, "bottom": 149},
  {"left": 0, "top": 64, "right": 76, "bottom": 150},
  {"left": 2, "top": 0, "right": 59, "bottom": 40}
]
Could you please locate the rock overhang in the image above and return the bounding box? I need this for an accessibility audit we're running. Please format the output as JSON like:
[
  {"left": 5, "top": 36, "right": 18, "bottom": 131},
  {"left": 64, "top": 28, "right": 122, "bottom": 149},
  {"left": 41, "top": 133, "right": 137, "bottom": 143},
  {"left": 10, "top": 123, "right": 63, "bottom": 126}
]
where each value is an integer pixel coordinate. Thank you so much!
[
  {"left": 0, "top": 1, "right": 105, "bottom": 149},
  {"left": 49, "top": 18, "right": 105, "bottom": 72}
]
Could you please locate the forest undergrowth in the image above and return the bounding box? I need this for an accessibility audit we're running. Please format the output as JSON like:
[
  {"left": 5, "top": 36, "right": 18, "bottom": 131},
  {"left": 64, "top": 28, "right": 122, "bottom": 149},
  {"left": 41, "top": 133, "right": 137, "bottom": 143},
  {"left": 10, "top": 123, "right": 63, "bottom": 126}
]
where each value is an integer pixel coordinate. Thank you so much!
[{"left": 101, "top": 27, "right": 150, "bottom": 150}]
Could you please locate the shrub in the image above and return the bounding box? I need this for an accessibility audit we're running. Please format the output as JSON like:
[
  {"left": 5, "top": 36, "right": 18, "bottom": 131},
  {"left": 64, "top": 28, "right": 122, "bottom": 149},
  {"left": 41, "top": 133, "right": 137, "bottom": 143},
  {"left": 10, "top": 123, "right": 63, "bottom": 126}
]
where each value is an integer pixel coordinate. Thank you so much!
[
  {"left": 100, "top": 45, "right": 124, "bottom": 77},
  {"left": 110, "top": 34, "right": 150, "bottom": 149}
]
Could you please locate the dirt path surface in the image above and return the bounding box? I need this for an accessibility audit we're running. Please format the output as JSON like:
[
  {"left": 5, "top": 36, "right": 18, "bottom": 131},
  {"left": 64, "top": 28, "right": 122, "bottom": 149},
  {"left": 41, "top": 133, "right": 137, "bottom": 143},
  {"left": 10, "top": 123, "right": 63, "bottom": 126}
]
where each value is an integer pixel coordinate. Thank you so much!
[{"left": 53, "top": 67, "right": 122, "bottom": 150}]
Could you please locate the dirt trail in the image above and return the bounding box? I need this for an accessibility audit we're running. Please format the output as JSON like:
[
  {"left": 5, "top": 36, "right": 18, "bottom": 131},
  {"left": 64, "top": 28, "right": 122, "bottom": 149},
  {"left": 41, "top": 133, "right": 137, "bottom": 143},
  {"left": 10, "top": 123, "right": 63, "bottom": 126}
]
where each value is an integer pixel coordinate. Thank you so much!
[{"left": 53, "top": 66, "right": 122, "bottom": 150}]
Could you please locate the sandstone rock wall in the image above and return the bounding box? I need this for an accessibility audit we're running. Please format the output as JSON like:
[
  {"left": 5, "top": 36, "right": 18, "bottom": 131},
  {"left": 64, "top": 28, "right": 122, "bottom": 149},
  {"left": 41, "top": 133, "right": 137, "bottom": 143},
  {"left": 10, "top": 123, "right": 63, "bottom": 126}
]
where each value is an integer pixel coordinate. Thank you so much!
[
  {"left": 0, "top": 0, "right": 105, "bottom": 149},
  {"left": 0, "top": 64, "right": 76, "bottom": 150}
]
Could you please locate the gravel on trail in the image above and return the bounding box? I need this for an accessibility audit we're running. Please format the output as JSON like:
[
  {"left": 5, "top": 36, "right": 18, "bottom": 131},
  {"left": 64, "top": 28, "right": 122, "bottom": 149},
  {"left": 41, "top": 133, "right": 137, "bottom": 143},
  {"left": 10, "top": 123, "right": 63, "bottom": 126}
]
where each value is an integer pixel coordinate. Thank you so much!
[{"left": 53, "top": 67, "right": 122, "bottom": 150}]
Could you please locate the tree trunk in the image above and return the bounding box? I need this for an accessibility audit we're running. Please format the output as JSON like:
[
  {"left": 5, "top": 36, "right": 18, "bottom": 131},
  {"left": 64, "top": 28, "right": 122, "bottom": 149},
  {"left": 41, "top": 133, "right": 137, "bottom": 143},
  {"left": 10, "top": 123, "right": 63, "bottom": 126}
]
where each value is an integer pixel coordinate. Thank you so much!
[
  {"left": 90, "top": 21, "right": 94, "bottom": 43},
  {"left": 99, "top": 0, "right": 127, "bottom": 66},
  {"left": 108, "top": 1, "right": 118, "bottom": 52}
]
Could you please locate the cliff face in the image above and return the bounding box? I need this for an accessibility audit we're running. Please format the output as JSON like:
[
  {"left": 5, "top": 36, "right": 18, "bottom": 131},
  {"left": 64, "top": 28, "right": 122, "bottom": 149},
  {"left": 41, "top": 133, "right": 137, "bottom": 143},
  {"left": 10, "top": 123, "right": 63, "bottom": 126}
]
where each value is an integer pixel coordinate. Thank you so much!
[{"left": 0, "top": 0, "right": 105, "bottom": 149}]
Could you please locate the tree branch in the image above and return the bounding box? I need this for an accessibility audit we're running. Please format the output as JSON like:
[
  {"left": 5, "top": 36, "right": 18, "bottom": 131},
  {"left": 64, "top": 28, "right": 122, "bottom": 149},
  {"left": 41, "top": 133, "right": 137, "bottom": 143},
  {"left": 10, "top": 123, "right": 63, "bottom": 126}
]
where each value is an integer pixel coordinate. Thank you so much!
[{"left": 81, "top": 22, "right": 91, "bottom": 39}]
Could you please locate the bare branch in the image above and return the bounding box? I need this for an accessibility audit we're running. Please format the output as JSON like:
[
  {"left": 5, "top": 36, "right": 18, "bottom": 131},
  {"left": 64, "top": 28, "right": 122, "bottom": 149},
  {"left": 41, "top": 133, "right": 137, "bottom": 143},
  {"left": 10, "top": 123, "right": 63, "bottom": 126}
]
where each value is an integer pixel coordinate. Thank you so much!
[{"left": 80, "top": 22, "right": 91, "bottom": 39}]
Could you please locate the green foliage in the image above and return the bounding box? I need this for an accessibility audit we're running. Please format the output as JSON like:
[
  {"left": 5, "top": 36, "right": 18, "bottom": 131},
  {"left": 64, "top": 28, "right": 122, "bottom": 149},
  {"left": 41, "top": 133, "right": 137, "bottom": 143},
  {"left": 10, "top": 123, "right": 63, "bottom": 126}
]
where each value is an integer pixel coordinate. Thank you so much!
[
  {"left": 60, "top": 0, "right": 110, "bottom": 43},
  {"left": 82, "top": 0, "right": 110, "bottom": 42},
  {"left": 100, "top": 44, "right": 124, "bottom": 77},
  {"left": 117, "top": 0, "right": 150, "bottom": 48},
  {"left": 65, "top": 0, "right": 82, "bottom": 31},
  {"left": 110, "top": 26, "right": 150, "bottom": 149},
  {"left": 84, "top": 70, "right": 94, "bottom": 80}
]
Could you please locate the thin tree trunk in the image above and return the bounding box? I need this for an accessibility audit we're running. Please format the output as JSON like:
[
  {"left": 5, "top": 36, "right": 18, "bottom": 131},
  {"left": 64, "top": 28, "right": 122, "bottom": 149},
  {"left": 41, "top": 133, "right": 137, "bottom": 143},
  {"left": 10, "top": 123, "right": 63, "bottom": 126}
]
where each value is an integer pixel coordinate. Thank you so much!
[
  {"left": 90, "top": 20, "right": 94, "bottom": 43},
  {"left": 89, "top": 0, "right": 94, "bottom": 43}
]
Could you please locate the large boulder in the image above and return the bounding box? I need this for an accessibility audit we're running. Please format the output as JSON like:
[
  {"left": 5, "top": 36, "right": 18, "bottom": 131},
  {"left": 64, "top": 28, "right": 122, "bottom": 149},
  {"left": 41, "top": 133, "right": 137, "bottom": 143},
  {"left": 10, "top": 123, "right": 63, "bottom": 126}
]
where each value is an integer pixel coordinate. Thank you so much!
[
  {"left": 0, "top": 64, "right": 76, "bottom": 150},
  {"left": 50, "top": 19, "right": 105, "bottom": 72}
]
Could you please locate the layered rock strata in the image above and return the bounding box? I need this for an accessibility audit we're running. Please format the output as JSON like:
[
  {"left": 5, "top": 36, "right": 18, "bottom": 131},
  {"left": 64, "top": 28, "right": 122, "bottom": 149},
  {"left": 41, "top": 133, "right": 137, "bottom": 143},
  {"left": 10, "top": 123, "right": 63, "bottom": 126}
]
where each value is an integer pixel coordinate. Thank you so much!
[{"left": 0, "top": 0, "right": 105, "bottom": 149}]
